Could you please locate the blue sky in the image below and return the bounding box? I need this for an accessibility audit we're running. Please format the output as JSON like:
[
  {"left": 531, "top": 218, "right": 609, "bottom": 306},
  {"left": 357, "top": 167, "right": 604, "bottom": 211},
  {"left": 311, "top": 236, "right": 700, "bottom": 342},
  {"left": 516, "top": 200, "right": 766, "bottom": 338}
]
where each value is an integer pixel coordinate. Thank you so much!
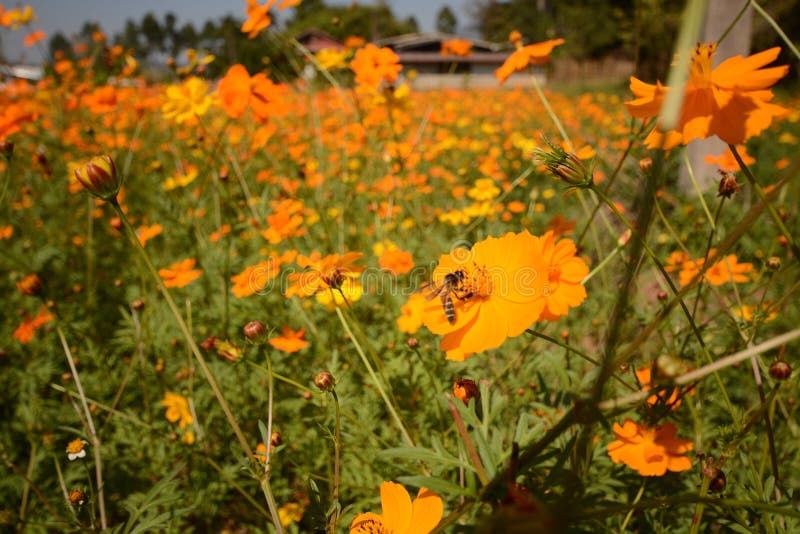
[{"left": 2, "top": 0, "right": 474, "bottom": 62}]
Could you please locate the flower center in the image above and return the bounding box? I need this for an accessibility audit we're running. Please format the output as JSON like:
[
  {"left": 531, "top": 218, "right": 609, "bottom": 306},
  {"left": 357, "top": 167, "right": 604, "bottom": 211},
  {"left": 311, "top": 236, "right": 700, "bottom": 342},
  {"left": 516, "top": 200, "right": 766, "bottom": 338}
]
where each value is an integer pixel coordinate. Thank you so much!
[
  {"left": 467, "top": 264, "right": 493, "bottom": 298},
  {"left": 689, "top": 42, "right": 716, "bottom": 89}
]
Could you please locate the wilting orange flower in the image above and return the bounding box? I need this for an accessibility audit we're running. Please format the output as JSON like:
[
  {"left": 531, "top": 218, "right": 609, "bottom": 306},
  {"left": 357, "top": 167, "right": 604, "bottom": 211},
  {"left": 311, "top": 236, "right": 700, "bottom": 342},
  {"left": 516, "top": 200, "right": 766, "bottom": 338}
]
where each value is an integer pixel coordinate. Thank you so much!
[
  {"left": 159, "top": 258, "right": 203, "bottom": 288},
  {"left": 495, "top": 38, "right": 565, "bottom": 84},
  {"left": 13, "top": 306, "right": 54, "bottom": 344},
  {"left": 23, "top": 29, "right": 46, "bottom": 47},
  {"left": 269, "top": 326, "right": 309, "bottom": 352},
  {"left": 535, "top": 231, "right": 589, "bottom": 321},
  {"left": 421, "top": 231, "right": 548, "bottom": 361},
  {"left": 350, "top": 44, "right": 402, "bottom": 91},
  {"left": 161, "top": 392, "right": 193, "bottom": 429},
  {"left": 397, "top": 292, "right": 426, "bottom": 334},
  {"left": 626, "top": 43, "right": 789, "bottom": 149},
  {"left": 16, "top": 273, "right": 42, "bottom": 296},
  {"left": 286, "top": 251, "right": 364, "bottom": 298},
  {"left": 349, "top": 481, "right": 443, "bottom": 534},
  {"left": 0, "top": 103, "right": 35, "bottom": 141},
  {"left": 678, "top": 251, "right": 753, "bottom": 287},
  {"left": 218, "top": 64, "right": 288, "bottom": 122},
  {"left": 136, "top": 223, "right": 162, "bottom": 246},
  {"left": 441, "top": 38, "right": 472, "bottom": 57},
  {"left": 231, "top": 259, "right": 281, "bottom": 298},
  {"left": 607, "top": 419, "right": 693, "bottom": 476},
  {"left": 241, "top": 0, "right": 299, "bottom": 39}
]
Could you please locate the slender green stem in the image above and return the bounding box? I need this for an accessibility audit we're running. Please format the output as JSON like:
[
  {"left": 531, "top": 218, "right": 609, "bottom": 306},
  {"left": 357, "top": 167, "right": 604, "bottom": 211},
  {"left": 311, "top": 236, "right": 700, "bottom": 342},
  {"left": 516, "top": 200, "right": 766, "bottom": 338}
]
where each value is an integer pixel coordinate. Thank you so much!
[
  {"left": 446, "top": 394, "right": 489, "bottom": 486},
  {"left": 682, "top": 148, "right": 715, "bottom": 229},
  {"left": 56, "top": 326, "right": 106, "bottom": 530},
  {"left": 334, "top": 306, "right": 414, "bottom": 446},
  {"left": 260, "top": 478, "right": 284, "bottom": 534},
  {"left": 328, "top": 390, "right": 342, "bottom": 534},
  {"left": 109, "top": 198, "right": 254, "bottom": 459},
  {"left": 260, "top": 351, "right": 284, "bottom": 534},
  {"left": 751, "top": 0, "right": 800, "bottom": 61},
  {"left": 620, "top": 480, "right": 647, "bottom": 532},
  {"left": 85, "top": 197, "right": 94, "bottom": 309}
]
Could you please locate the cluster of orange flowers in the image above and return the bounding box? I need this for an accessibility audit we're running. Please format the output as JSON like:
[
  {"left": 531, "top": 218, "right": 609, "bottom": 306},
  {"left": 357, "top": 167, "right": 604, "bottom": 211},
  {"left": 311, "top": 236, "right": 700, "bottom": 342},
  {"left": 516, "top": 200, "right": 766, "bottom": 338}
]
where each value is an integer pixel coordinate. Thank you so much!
[
  {"left": 665, "top": 250, "right": 754, "bottom": 287},
  {"left": 415, "top": 230, "right": 588, "bottom": 361}
]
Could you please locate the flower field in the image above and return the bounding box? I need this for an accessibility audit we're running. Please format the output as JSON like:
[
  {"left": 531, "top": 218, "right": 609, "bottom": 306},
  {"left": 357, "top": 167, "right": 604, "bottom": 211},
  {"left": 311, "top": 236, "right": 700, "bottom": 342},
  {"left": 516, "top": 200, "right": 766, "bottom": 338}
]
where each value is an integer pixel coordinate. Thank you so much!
[{"left": 2, "top": 2, "right": 800, "bottom": 532}]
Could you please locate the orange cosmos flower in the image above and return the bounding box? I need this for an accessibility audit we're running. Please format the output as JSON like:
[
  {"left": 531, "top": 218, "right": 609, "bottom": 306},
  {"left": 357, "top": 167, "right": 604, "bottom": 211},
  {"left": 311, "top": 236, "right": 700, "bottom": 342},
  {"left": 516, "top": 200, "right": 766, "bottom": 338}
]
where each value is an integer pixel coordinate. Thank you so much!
[
  {"left": 397, "top": 293, "right": 426, "bottom": 334},
  {"left": 0, "top": 226, "right": 13, "bottom": 239},
  {"left": 268, "top": 326, "right": 309, "bottom": 352},
  {"left": 379, "top": 247, "right": 414, "bottom": 275},
  {"left": 159, "top": 258, "right": 203, "bottom": 288},
  {"left": 136, "top": 223, "right": 162, "bottom": 247},
  {"left": 441, "top": 38, "right": 472, "bottom": 57},
  {"left": 678, "top": 250, "right": 753, "bottom": 287},
  {"left": 421, "top": 231, "right": 548, "bottom": 361},
  {"left": 82, "top": 85, "right": 118, "bottom": 114},
  {"left": 241, "top": 0, "right": 300, "bottom": 39},
  {"left": 286, "top": 251, "right": 365, "bottom": 298},
  {"left": 350, "top": 44, "right": 402, "bottom": 91},
  {"left": 349, "top": 481, "right": 443, "bottom": 534},
  {"left": 607, "top": 419, "right": 693, "bottom": 476},
  {"left": 218, "top": 64, "right": 288, "bottom": 122},
  {"left": 231, "top": 259, "right": 281, "bottom": 298},
  {"left": 534, "top": 231, "right": 589, "bottom": 321},
  {"left": 23, "top": 29, "right": 46, "bottom": 47},
  {"left": 495, "top": 38, "right": 565, "bottom": 84},
  {"left": 13, "top": 306, "right": 54, "bottom": 344},
  {"left": 0, "top": 103, "right": 35, "bottom": 141},
  {"left": 626, "top": 43, "right": 789, "bottom": 149},
  {"left": 704, "top": 145, "right": 754, "bottom": 171},
  {"left": 635, "top": 366, "right": 681, "bottom": 409},
  {"left": 16, "top": 273, "right": 42, "bottom": 296}
]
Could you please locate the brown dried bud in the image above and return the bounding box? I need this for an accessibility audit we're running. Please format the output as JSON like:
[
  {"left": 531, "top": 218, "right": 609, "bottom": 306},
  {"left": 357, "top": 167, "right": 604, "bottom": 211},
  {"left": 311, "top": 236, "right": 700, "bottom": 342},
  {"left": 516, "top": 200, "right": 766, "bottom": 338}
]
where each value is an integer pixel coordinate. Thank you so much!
[
  {"left": 453, "top": 378, "right": 480, "bottom": 405},
  {"left": 114, "top": 278, "right": 123, "bottom": 288},
  {"left": 638, "top": 157, "right": 653, "bottom": 174},
  {"left": 709, "top": 470, "right": 726, "bottom": 493},
  {"left": 717, "top": 172, "right": 740, "bottom": 198},
  {"left": 200, "top": 335, "right": 219, "bottom": 350},
  {"left": 243, "top": 320, "right": 266, "bottom": 341},
  {"left": 0, "top": 140, "right": 14, "bottom": 157},
  {"left": 270, "top": 431, "right": 282, "bottom": 448},
  {"left": 131, "top": 298, "right": 145, "bottom": 311},
  {"left": 68, "top": 489, "right": 86, "bottom": 506},
  {"left": 769, "top": 360, "right": 791, "bottom": 381},
  {"left": 657, "top": 290, "right": 668, "bottom": 301},
  {"left": 302, "top": 391, "right": 312, "bottom": 400},
  {"left": 314, "top": 370, "right": 335, "bottom": 391},
  {"left": 765, "top": 256, "right": 781, "bottom": 270},
  {"left": 407, "top": 337, "right": 418, "bottom": 348}
]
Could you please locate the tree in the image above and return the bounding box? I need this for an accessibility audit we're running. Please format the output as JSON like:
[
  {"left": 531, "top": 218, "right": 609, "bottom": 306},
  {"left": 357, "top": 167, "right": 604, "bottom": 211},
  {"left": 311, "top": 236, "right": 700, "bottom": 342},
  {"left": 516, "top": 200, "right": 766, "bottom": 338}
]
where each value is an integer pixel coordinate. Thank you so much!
[
  {"left": 287, "top": 1, "right": 418, "bottom": 40},
  {"left": 140, "top": 12, "right": 164, "bottom": 56},
  {"left": 436, "top": 5, "right": 458, "bottom": 34},
  {"left": 48, "top": 32, "right": 72, "bottom": 58}
]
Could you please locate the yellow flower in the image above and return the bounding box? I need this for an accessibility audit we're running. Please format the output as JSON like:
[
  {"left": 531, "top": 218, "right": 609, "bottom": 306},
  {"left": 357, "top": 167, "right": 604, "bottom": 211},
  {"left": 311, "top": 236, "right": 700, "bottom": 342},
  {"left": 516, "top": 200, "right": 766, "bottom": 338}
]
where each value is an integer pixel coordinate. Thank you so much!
[
  {"left": 162, "top": 165, "right": 199, "bottom": 191},
  {"left": 315, "top": 277, "right": 363, "bottom": 310},
  {"left": 315, "top": 47, "right": 350, "bottom": 70},
  {"left": 397, "top": 293, "right": 426, "bottom": 334},
  {"left": 278, "top": 502, "right": 305, "bottom": 527},
  {"left": 467, "top": 178, "right": 500, "bottom": 201},
  {"left": 161, "top": 392, "right": 194, "bottom": 429},
  {"left": 162, "top": 77, "right": 213, "bottom": 124},
  {"left": 350, "top": 481, "right": 443, "bottom": 534}
]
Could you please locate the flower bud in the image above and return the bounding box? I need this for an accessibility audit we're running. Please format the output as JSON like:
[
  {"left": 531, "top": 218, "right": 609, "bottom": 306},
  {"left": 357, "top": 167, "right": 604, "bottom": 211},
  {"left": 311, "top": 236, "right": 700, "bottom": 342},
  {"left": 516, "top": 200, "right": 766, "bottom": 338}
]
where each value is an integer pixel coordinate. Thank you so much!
[
  {"left": 243, "top": 320, "right": 266, "bottom": 341},
  {"left": 769, "top": 360, "right": 791, "bottom": 381},
  {"left": 216, "top": 340, "right": 242, "bottom": 363},
  {"left": 0, "top": 140, "right": 14, "bottom": 158},
  {"left": 314, "top": 370, "right": 335, "bottom": 391},
  {"left": 765, "top": 256, "right": 781, "bottom": 270},
  {"left": 717, "top": 171, "right": 740, "bottom": 199},
  {"left": 68, "top": 489, "right": 86, "bottom": 506},
  {"left": 200, "top": 335, "right": 219, "bottom": 350},
  {"left": 638, "top": 157, "right": 653, "bottom": 174},
  {"left": 270, "top": 431, "right": 282, "bottom": 448},
  {"left": 407, "top": 337, "right": 419, "bottom": 348},
  {"left": 453, "top": 378, "right": 480, "bottom": 405},
  {"left": 74, "top": 155, "right": 120, "bottom": 201},
  {"left": 16, "top": 274, "right": 42, "bottom": 296},
  {"left": 131, "top": 298, "right": 145, "bottom": 311}
]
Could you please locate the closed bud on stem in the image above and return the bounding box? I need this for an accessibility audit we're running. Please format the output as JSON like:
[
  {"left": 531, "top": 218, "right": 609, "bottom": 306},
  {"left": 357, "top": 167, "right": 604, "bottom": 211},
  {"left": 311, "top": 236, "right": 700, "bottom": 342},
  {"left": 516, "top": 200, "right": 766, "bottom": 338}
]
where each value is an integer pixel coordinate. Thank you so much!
[
  {"left": 717, "top": 171, "right": 740, "bottom": 198},
  {"left": 243, "top": 320, "right": 266, "bottom": 341},
  {"left": 0, "top": 140, "right": 14, "bottom": 158},
  {"left": 453, "top": 378, "right": 480, "bottom": 405},
  {"left": 765, "top": 256, "right": 781, "bottom": 270},
  {"left": 74, "top": 155, "right": 120, "bottom": 201},
  {"left": 534, "top": 139, "right": 593, "bottom": 187},
  {"left": 769, "top": 360, "right": 791, "bottom": 381},
  {"left": 314, "top": 370, "right": 335, "bottom": 391},
  {"left": 68, "top": 489, "right": 86, "bottom": 506},
  {"left": 270, "top": 431, "right": 282, "bottom": 448},
  {"left": 638, "top": 157, "right": 653, "bottom": 174}
]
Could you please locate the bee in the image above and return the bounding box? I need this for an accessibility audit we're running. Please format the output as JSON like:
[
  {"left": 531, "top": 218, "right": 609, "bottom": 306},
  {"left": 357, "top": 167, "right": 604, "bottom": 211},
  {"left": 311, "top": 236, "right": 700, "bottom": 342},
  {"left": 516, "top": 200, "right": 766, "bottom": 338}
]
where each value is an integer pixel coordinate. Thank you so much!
[{"left": 423, "top": 269, "right": 470, "bottom": 324}]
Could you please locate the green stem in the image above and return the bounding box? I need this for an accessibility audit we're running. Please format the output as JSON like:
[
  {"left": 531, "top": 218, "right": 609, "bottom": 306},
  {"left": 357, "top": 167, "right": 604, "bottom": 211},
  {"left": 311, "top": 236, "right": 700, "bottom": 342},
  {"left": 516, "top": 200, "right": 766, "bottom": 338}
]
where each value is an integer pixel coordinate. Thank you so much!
[
  {"left": 109, "top": 198, "right": 254, "bottom": 459},
  {"left": 750, "top": 0, "right": 800, "bottom": 61},
  {"left": 328, "top": 390, "right": 342, "bottom": 534},
  {"left": 334, "top": 306, "right": 414, "bottom": 446}
]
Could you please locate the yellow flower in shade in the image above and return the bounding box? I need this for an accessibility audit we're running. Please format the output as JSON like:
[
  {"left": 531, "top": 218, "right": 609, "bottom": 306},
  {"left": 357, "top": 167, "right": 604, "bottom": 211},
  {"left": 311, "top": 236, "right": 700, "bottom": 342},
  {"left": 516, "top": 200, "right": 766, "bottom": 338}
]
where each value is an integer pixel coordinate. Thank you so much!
[
  {"left": 162, "top": 165, "right": 199, "bottom": 191},
  {"left": 421, "top": 231, "right": 548, "bottom": 361},
  {"left": 625, "top": 43, "right": 789, "bottom": 149},
  {"left": 397, "top": 293, "right": 426, "bottom": 334},
  {"left": 161, "top": 77, "right": 213, "bottom": 124},
  {"left": 278, "top": 502, "right": 305, "bottom": 528},
  {"left": 732, "top": 303, "right": 777, "bottom": 323},
  {"left": 607, "top": 419, "right": 693, "bottom": 476},
  {"left": 315, "top": 277, "right": 363, "bottom": 310},
  {"left": 349, "top": 481, "right": 443, "bottom": 534},
  {"left": 467, "top": 178, "right": 500, "bottom": 201},
  {"left": 161, "top": 392, "right": 194, "bottom": 429},
  {"left": 66, "top": 438, "right": 88, "bottom": 461}
]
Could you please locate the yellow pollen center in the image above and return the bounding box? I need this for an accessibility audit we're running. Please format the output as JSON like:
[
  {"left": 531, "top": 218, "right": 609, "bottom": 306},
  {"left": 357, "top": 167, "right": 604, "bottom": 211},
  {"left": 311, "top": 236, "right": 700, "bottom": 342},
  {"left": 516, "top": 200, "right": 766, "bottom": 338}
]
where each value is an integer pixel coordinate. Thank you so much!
[
  {"left": 689, "top": 42, "right": 716, "bottom": 89},
  {"left": 468, "top": 265, "right": 492, "bottom": 297},
  {"left": 67, "top": 439, "right": 85, "bottom": 454}
]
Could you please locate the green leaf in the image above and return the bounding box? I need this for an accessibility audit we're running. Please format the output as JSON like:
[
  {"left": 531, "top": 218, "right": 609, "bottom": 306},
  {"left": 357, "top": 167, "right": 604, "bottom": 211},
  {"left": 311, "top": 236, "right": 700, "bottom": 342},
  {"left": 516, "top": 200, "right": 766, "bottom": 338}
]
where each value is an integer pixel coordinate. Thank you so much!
[{"left": 395, "top": 475, "right": 476, "bottom": 498}]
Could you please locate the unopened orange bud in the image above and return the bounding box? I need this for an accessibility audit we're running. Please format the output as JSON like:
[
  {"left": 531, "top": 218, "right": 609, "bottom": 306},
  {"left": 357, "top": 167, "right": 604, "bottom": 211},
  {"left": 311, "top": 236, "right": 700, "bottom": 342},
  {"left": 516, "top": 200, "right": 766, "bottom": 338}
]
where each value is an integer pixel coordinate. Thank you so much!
[
  {"left": 74, "top": 155, "right": 120, "bottom": 201},
  {"left": 453, "top": 378, "right": 479, "bottom": 405}
]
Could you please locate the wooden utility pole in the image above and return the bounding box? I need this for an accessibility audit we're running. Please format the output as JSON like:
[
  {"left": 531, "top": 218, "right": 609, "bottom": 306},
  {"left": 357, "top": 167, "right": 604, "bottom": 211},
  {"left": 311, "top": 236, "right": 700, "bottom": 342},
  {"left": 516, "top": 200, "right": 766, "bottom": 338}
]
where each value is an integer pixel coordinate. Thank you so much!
[{"left": 680, "top": 0, "right": 752, "bottom": 192}]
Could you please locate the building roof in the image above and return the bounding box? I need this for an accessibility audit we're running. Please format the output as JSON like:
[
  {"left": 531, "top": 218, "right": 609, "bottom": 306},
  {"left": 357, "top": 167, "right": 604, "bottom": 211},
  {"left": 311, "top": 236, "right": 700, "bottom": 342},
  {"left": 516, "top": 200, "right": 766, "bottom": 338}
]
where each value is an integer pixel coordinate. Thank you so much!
[
  {"left": 295, "top": 29, "right": 344, "bottom": 53},
  {"left": 374, "top": 32, "right": 506, "bottom": 53}
]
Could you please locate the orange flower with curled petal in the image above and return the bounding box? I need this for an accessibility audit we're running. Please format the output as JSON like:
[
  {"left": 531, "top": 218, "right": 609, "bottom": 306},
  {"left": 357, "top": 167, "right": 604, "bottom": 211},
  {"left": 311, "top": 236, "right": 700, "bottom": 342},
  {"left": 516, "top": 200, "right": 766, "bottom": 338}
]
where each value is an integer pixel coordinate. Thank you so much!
[
  {"left": 159, "top": 258, "right": 203, "bottom": 288},
  {"left": 23, "top": 29, "right": 46, "bottom": 47},
  {"left": 231, "top": 258, "right": 281, "bottom": 298},
  {"left": 241, "top": 0, "right": 300, "bottom": 39},
  {"left": 626, "top": 43, "right": 789, "bottom": 149},
  {"left": 421, "top": 231, "right": 548, "bottom": 361},
  {"left": 495, "top": 38, "right": 565, "bottom": 84},
  {"left": 0, "top": 103, "right": 35, "bottom": 141},
  {"left": 269, "top": 326, "right": 309, "bottom": 353},
  {"left": 607, "top": 419, "right": 693, "bottom": 476},
  {"left": 286, "top": 252, "right": 365, "bottom": 298},
  {"left": 136, "top": 223, "right": 162, "bottom": 247},
  {"left": 350, "top": 44, "right": 402, "bottom": 91},
  {"left": 534, "top": 230, "right": 589, "bottom": 321},
  {"left": 349, "top": 481, "right": 443, "bottom": 534}
]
